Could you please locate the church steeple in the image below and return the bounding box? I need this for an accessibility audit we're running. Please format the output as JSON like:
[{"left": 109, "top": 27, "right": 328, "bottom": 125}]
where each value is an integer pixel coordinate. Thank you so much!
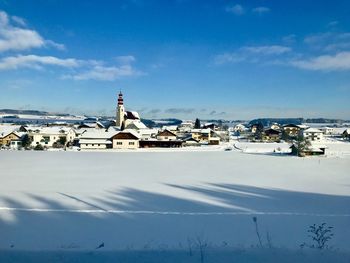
[
  {"left": 116, "top": 90, "right": 125, "bottom": 128},
  {"left": 118, "top": 91, "right": 124, "bottom": 105}
]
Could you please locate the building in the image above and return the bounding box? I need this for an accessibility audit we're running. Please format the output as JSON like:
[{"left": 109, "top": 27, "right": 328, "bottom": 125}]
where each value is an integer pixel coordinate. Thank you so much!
[
  {"left": 112, "top": 130, "right": 140, "bottom": 149},
  {"left": 116, "top": 91, "right": 125, "bottom": 128},
  {"left": 290, "top": 144, "right": 326, "bottom": 157},
  {"left": 302, "top": 128, "right": 324, "bottom": 142},
  {"left": 79, "top": 130, "right": 117, "bottom": 150},
  {"left": 263, "top": 128, "right": 281, "bottom": 142},
  {"left": 191, "top": 128, "right": 211, "bottom": 144},
  {"left": 156, "top": 129, "right": 177, "bottom": 141},
  {"left": 0, "top": 131, "right": 21, "bottom": 147},
  {"left": 116, "top": 91, "right": 147, "bottom": 130},
  {"left": 182, "top": 136, "right": 200, "bottom": 146},
  {"left": 282, "top": 124, "right": 301, "bottom": 137},
  {"left": 27, "top": 127, "right": 76, "bottom": 148}
]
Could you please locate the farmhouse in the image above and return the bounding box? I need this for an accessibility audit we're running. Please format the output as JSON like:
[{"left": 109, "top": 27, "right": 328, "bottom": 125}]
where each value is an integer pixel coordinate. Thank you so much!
[
  {"left": 282, "top": 124, "right": 301, "bottom": 137},
  {"left": 28, "top": 127, "right": 76, "bottom": 148},
  {"left": 156, "top": 129, "right": 177, "bottom": 141},
  {"left": 302, "top": 128, "right": 324, "bottom": 142},
  {"left": 112, "top": 130, "right": 140, "bottom": 149},
  {"left": 79, "top": 130, "right": 117, "bottom": 149}
]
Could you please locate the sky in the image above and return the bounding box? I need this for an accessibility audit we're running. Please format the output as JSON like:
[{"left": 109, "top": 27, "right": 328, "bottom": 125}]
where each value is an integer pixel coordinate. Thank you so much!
[{"left": 0, "top": 0, "right": 350, "bottom": 120}]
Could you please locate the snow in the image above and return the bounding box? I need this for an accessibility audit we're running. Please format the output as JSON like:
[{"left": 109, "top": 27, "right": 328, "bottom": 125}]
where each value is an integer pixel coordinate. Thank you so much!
[{"left": 0, "top": 145, "right": 350, "bottom": 261}]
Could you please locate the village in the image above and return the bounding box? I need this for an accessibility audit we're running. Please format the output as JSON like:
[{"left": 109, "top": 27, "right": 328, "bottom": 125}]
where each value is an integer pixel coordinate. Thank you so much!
[{"left": 0, "top": 92, "right": 349, "bottom": 156}]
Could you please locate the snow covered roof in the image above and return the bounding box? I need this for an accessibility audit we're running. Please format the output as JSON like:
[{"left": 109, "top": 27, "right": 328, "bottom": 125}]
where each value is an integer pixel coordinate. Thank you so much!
[
  {"left": 27, "top": 126, "right": 73, "bottom": 135},
  {"left": 125, "top": 111, "right": 140, "bottom": 120},
  {"left": 119, "top": 129, "right": 141, "bottom": 139},
  {"left": 162, "top": 125, "right": 178, "bottom": 131},
  {"left": 80, "top": 130, "right": 118, "bottom": 139},
  {"left": 125, "top": 120, "right": 147, "bottom": 129},
  {"left": 191, "top": 128, "right": 211, "bottom": 134},
  {"left": 303, "top": 128, "right": 323, "bottom": 133},
  {"left": 0, "top": 125, "right": 20, "bottom": 138}
]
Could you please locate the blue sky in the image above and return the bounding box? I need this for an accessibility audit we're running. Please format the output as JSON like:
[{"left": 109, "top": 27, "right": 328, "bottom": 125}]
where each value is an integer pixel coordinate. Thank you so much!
[{"left": 0, "top": 0, "right": 350, "bottom": 120}]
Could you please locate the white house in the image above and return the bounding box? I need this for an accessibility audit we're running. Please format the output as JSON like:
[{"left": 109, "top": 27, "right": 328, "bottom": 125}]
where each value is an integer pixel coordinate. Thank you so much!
[
  {"left": 112, "top": 130, "right": 140, "bottom": 149},
  {"left": 156, "top": 129, "right": 177, "bottom": 141},
  {"left": 79, "top": 130, "right": 117, "bottom": 150},
  {"left": 302, "top": 128, "right": 324, "bottom": 142},
  {"left": 28, "top": 127, "right": 76, "bottom": 148}
]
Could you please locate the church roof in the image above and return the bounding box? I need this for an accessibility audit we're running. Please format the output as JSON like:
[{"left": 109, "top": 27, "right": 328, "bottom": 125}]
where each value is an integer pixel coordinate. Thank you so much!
[{"left": 124, "top": 111, "right": 140, "bottom": 120}]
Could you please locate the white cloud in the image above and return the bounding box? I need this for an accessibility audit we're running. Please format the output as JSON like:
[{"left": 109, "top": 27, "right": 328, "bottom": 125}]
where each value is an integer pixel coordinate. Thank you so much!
[
  {"left": 11, "top": 15, "right": 26, "bottom": 26},
  {"left": 0, "top": 10, "right": 64, "bottom": 52},
  {"left": 214, "top": 45, "right": 291, "bottom": 65},
  {"left": 252, "top": 7, "right": 270, "bottom": 14},
  {"left": 241, "top": 45, "right": 291, "bottom": 55},
  {"left": 45, "top": 40, "right": 66, "bottom": 51},
  {"left": 225, "top": 4, "right": 245, "bottom": 15},
  {"left": 0, "top": 55, "right": 81, "bottom": 70},
  {"left": 115, "top": 55, "right": 136, "bottom": 64},
  {"left": 304, "top": 32, "right": 350, "bottom": 52},
  {"left": 290, "top": 52, "right": 350, "bottom": 71},
  {"left": 65, "top": 64, "right": 144, "bottom": 81}
]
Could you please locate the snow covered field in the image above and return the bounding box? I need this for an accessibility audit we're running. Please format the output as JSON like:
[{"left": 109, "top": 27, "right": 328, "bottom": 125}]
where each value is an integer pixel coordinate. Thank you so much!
[{"left": 0, "top": 146, "right": 350, "bottom": 261}]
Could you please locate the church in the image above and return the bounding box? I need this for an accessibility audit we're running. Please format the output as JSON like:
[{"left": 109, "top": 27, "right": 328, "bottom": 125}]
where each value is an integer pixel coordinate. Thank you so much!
[{"left": 116, "top": 91, "right": 147, "bottom": 130}]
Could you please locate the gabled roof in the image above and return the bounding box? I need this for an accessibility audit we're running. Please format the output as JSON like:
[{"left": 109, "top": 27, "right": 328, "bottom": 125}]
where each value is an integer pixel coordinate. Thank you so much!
[
  {"left": 0, "top": 131, "right": 20, "bottom": 139},
  {"left": 157, "top": 129, "right": 177, "bottom": 137},
  {"left": 79, "top": 130, "right": 118, "bottom": 139},
  {"left": 182, "top": 136, "right": 199, "bottom": 142},
  {"left": 125, "top": 111, "right": 140, "bottom": 120},
  {"left": 125, "top": 120, "right": 147, "bottom": 129},
  {"left": 112, "top": 130, "right": 140, "bottom": 140},
  {"left": 0, "top": 125, "right": 20, "bottom": 138}
]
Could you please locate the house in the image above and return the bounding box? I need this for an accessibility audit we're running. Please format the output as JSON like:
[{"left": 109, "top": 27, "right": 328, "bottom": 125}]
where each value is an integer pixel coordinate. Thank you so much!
[
  {"left": 191, "top": 128, "right": 211, "bottom": 144},
  {"left": 342, "top": 129, "right": 350, "bottom": 140},
  {"left": 28, "top": 127, "right": 76, "bottom": 148},
  {"left": 233, "top": 124, "right": 248, "bottom": 133},
  {"left": 302, "top": 128, "right": 324, "bottom": 142},
  {"left": 112, "top": 130, "right": 140, "bottom": 149},
  {"left": 0, "top": 131, "right": 21, "bottom": 147},
  {"left": 282, "top": 124, "right": 301, "bottom": 137},
  {"left": 79, "top": 130, "right": 117, "bottom": 150},
  {"left": 157, "top": 129, "right": 177, "bottom": 141},
  {"left": 263, "top": 129, "right": 281, "bottom": 142},
  {"left": 290, "top": 144, "right": 326, "bottom": 157},
  {"left": 138, "top": 128, "right": 159, "bottom": 140},
  {"left": 182, "top": 136, "right": 200, "bottom": 146},
  {"left": 203, "top": 123, "right": 218, "bottom": 131},
  {"left": 161, "top": 125, "right": 178, "bottom": 134}
]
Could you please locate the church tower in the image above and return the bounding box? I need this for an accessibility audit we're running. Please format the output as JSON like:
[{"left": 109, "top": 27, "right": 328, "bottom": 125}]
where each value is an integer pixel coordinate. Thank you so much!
[{"left": 116, "top": 91, "right": 125, "bottom": 128}]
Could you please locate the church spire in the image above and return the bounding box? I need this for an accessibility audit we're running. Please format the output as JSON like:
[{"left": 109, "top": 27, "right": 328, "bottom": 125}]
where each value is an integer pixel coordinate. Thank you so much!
[{"left": 118, "top": 90, "right": 124, "bottom": 105}]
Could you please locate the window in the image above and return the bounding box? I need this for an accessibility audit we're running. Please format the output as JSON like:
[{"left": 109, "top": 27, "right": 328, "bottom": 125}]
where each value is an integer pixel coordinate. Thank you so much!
[
  {"left": 117, "top": 142, "right": 123, "bottom": 145},
  {"left": 98, "top": 144, "right": 100, "bottom": 146},
  {"left": 92, "top": 144, "right": 94, "bottom": 146},
  {"left": 86, "top": 144, "right": 88, "bottom": 146},
  {"left": 129, "top": 142, "right": 135, "bottom": 145}
]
